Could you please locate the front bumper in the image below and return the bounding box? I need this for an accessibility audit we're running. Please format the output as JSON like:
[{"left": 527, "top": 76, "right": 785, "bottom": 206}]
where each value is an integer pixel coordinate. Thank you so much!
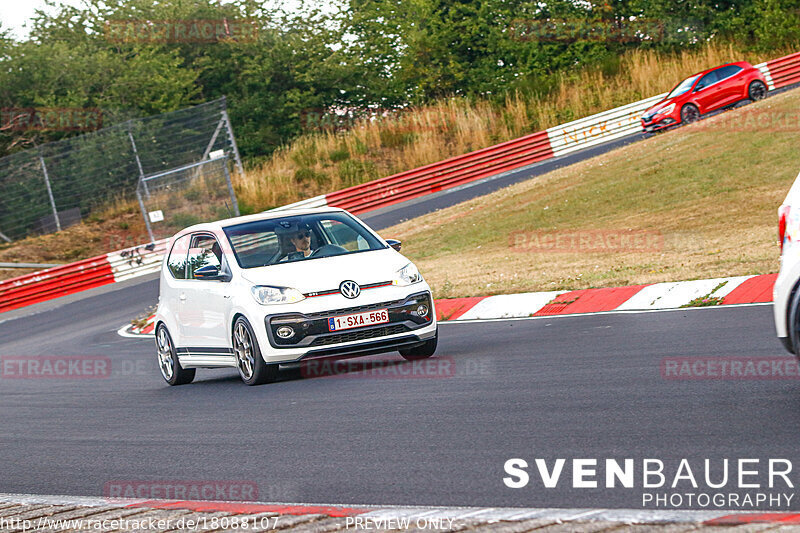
[
  {"left": 641, "top": 115, "right": 677, "bottom": 132},
  {"left": 262, "top": 291, "right": 436, "bottom": 361}
]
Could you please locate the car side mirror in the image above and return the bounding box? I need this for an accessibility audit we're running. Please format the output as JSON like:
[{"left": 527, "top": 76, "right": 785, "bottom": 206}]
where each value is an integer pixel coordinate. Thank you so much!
[
  {"left": 386, "top": 239, "right": 402, "bottom": 252},
  {"left": 195, "top": 264, "right": 231, "bottom": 281}
]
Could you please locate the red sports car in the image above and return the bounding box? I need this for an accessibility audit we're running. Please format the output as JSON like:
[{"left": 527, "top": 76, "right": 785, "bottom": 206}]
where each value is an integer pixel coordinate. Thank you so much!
[{"left": 641, "top": 61, "right": 768, "bottom": 132}]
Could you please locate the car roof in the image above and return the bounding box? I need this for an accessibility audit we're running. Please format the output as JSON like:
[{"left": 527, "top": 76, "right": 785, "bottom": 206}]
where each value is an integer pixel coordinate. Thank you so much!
[
  {"left": 690, "top": 61, "right": 753, "bottom": 79},
  {"left": 174, "top": 206, "right": 348, "bottom": 237}
]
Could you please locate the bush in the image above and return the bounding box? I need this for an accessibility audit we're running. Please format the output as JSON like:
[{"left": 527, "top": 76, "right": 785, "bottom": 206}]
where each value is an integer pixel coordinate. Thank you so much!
[
  {"left": 328, "top": 147, "right": 350, "bottom": 162},
  {"left": 338, "top": 160, "right": 378, "bottom": 187},
  {"left": 294, "top": 167, "right": 327, "bottom": 184}
]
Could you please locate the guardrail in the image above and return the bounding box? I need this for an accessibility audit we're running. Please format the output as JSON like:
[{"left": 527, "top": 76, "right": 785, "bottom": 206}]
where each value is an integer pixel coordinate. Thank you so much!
[
  {"left": 765, "top": 51, "right": 800, "bottom": 89},
  {"left": 0, "top": 255, "right": 114, "bottom": 313},
  {"left": 2, "top": 49, "right": 800, "bottom": 313},
  {"left": 325, "top": 131, "right": 553, "bottom": 215}
]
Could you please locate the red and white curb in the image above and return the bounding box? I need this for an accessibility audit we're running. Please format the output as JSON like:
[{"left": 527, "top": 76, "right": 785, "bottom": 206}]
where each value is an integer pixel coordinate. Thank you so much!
[
  {"left": 120, "top": 274, "right": 776, "bottom": 338},
  {"left": 2, "top": 493, "right": 799, "bottom": 528}
]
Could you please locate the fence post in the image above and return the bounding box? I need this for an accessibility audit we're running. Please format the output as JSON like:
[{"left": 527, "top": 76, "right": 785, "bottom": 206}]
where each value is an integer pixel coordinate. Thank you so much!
[
  {"left": 136, "top": 187, "right": 155, "bottom": 243},
  {"left": 128, "top": 123, "right": 149, "bottom": 198},
  {"left": 39, "top": 152, "right": 61, "bottom": 232},
  {"left": 221, "top": 97, "right": 245, "bottom": 177},
  {"left": 202, "top": 117, "right": 226, "bottom": 160},
  {"left": 222, "top": 159, "right": 241, "bottom": 217}
]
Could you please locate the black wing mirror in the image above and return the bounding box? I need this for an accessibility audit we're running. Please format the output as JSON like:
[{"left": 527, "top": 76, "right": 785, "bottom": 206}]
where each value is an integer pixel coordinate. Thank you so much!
[
  {"left": 195, "top": 264, "right": 231, "bottom": 281},
  {"left": 386, "top": 239, "right": 402, "bottom": 252}
]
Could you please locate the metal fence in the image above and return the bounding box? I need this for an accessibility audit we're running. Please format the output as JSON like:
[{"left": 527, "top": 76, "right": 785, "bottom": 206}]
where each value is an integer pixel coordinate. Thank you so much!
[
  {"left": 0, "top": 97, "right": 243, "bottom": 242},
  {"left": 137, "top": 155, "right": 240, "bottom": 242}
]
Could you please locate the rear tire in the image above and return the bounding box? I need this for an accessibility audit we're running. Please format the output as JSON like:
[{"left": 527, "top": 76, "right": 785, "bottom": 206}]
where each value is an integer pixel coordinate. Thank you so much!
[
  {"left": 680, "top": 104, "right": 700, "bottom": 124},
  {"left": 399, "top": 333, "right": 438, "bottom": 361},
  {"left": 233, "top": 317, "right": 278, "bottom": 386},
  {"left": 156, "top": 325, "right": 195, "bottom": 386},
  {"left": 748, "top": 80, "right": 767, "bottom": 101}
]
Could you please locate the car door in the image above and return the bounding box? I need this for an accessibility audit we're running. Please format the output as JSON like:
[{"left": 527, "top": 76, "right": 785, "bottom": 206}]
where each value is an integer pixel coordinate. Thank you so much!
[
  {"left": 716, "top": 65, "right": 745, "bottom": 106},
  {"left": 182, "top": 233, "right": 234, "bottom": 357},
  {"left": 692, "top": 69, "right": 725, "bottom": 112},
  {"left": 164, "top": 233, "right": 193, "bottom": 347}
]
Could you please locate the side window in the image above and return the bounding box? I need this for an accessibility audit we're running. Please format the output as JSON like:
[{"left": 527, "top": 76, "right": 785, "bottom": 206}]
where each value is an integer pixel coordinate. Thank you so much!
[
  {"left": 188, "top": 234, "right": 223, "bottom": 280},
  {"left": 716, "top": 65, "right": 742, "bottom": 81},
  {"left": 167, "top": 234, "right": 191, "bottom": 279},
  {"left": 229, "top": 232, "right": 280, "bottom": 268},
  {"left": 321, "top": 219, "right": 369, "bottom": 251},
  {"left": 695, "top": 70, "right": 719, "bottom": 90}
]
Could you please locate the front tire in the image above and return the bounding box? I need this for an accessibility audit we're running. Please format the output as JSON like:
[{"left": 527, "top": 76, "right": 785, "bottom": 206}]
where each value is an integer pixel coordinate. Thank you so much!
[
  {"left": 788, "top": 288, "right": 800, "bottom": 356},
  {"left": 399, "top": 333, "right": 438, "bottom": 361},
  {"left": 680, "top": 104, "right": 700, "bottom": 125},
  {"left": 156, "top": 325, "right": 195, "bottom": 386},
  {"left": 748, "top": 80, "right": 767, "bottom": 101},
  {"left": 233, "top": 317, "right": 278, "bottom": 386}
]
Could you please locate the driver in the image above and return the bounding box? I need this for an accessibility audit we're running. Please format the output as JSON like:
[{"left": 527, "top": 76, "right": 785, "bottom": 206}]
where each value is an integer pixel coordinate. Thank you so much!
[{"left": 280, "top": 222, "right": 314, "bottom": 261}]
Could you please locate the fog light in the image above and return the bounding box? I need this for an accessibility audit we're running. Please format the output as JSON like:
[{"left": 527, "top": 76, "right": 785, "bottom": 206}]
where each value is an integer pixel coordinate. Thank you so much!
[
  {"left": 276, "top": 326, "right": 295, "bottom": 339},
  {"left": 416, "top": 304, "right": 429, "bottom": 318}
]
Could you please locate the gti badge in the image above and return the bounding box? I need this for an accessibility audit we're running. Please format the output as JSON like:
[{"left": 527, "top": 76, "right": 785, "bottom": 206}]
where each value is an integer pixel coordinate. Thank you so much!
[{"left": 339, "top": 280, "right": 361, "bottom": 299}]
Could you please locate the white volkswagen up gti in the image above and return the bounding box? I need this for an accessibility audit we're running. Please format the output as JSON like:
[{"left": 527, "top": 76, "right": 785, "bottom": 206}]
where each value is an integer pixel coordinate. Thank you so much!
[
  {"left": 774, "top": 172, "right": 800, "bottom": 353},
  {"left": 154, "top": 208, "right": 438, "bottom": 385}
]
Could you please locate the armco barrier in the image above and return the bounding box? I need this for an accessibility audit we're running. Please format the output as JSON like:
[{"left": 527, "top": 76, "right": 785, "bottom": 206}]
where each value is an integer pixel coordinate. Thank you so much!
[
  {"left": 325, "top": 130, "right": 554, "bottom": 214},
  {"left": 765, "top": 51, "right": 800, "bottom": 89},
  {"left": 0, "top": 240, "right": 168, "bottom": 313},
  {"left": 107, "top": 239, "right": 168, "bottom": 283},
  {"left": 0, "top": 255, "right": 115, "bottom": 313},
  {"left": 2, "top": 50, "right": 800, "bottom": 312},
  {"left": 546, "top": 93, "right": 666, "bottom": 158}
]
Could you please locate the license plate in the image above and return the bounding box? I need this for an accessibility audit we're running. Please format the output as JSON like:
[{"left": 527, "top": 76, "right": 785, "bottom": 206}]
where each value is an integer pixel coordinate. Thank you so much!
[{"left": 328, "top": 309, "right": 389, "bottom": 331}]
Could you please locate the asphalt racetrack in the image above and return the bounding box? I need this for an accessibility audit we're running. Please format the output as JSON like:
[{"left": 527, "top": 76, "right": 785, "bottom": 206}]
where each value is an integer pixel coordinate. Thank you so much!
[
  {"left": 0, "top": 271, "right": 796, "bottom": 509},
  {"left": 1, "top": 126, "right": 799, "bottom": 510}
]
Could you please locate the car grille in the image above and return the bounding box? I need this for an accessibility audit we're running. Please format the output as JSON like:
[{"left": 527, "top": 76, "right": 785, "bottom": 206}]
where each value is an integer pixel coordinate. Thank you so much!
[
  {"left": 309, "top": 324, "right": 409, "bottom": 346},
  {"left": 303, "top": 299, "right": 404, "bottom": 320}
]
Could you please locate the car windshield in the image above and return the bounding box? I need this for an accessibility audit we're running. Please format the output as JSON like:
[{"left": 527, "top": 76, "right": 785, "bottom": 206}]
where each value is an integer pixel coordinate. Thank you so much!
[
  {"left": 666, "top": 74, "right": 701, "bottom": 99},
  {"left": 223, "top": 212, "right": 387, "bottom": 268}
]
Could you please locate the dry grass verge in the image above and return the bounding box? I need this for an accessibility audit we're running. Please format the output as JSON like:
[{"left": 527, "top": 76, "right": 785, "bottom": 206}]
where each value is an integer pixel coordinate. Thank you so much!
[{"left": 384, "top": 90, "right": 798, "bottom": 298}]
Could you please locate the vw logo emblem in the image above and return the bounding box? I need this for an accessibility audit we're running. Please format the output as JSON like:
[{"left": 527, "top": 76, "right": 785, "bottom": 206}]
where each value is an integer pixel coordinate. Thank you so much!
[{"left": 339, "top": 280, "right": 361, "bottom": 299}]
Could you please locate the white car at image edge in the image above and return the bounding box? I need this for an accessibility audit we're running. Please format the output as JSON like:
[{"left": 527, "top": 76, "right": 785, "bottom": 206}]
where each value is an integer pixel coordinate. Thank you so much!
[
  {"left": 154, "top": 207, "right": 438, "bottom": 385},
  {"left": 774, "top": 171, "right": 800, "bottom": 353}
]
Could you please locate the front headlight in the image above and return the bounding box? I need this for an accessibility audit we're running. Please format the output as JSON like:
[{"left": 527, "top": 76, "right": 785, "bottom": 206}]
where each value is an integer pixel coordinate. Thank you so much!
[
  {"left": 393, "top": 263, "right": 422, "bottom": 286},
  {"left": 251, "top": 285, "right": 305, "bottom": 305},
  {"left": 655, "top": 103, "right": 675, "bottom": 116}
]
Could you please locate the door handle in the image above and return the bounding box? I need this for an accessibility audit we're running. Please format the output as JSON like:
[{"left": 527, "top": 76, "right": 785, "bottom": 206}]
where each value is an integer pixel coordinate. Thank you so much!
[{"left": 179, "top": 293, "right": 187, "bottom": 301}]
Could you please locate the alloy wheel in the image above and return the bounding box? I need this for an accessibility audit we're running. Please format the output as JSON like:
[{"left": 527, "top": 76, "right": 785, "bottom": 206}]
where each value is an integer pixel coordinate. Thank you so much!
[
  {"left": 234, "top": 322, "right": 255, "bottom": 380},
  {"left": 157, "top": 327, "right": 175, "bottom": 381}
]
